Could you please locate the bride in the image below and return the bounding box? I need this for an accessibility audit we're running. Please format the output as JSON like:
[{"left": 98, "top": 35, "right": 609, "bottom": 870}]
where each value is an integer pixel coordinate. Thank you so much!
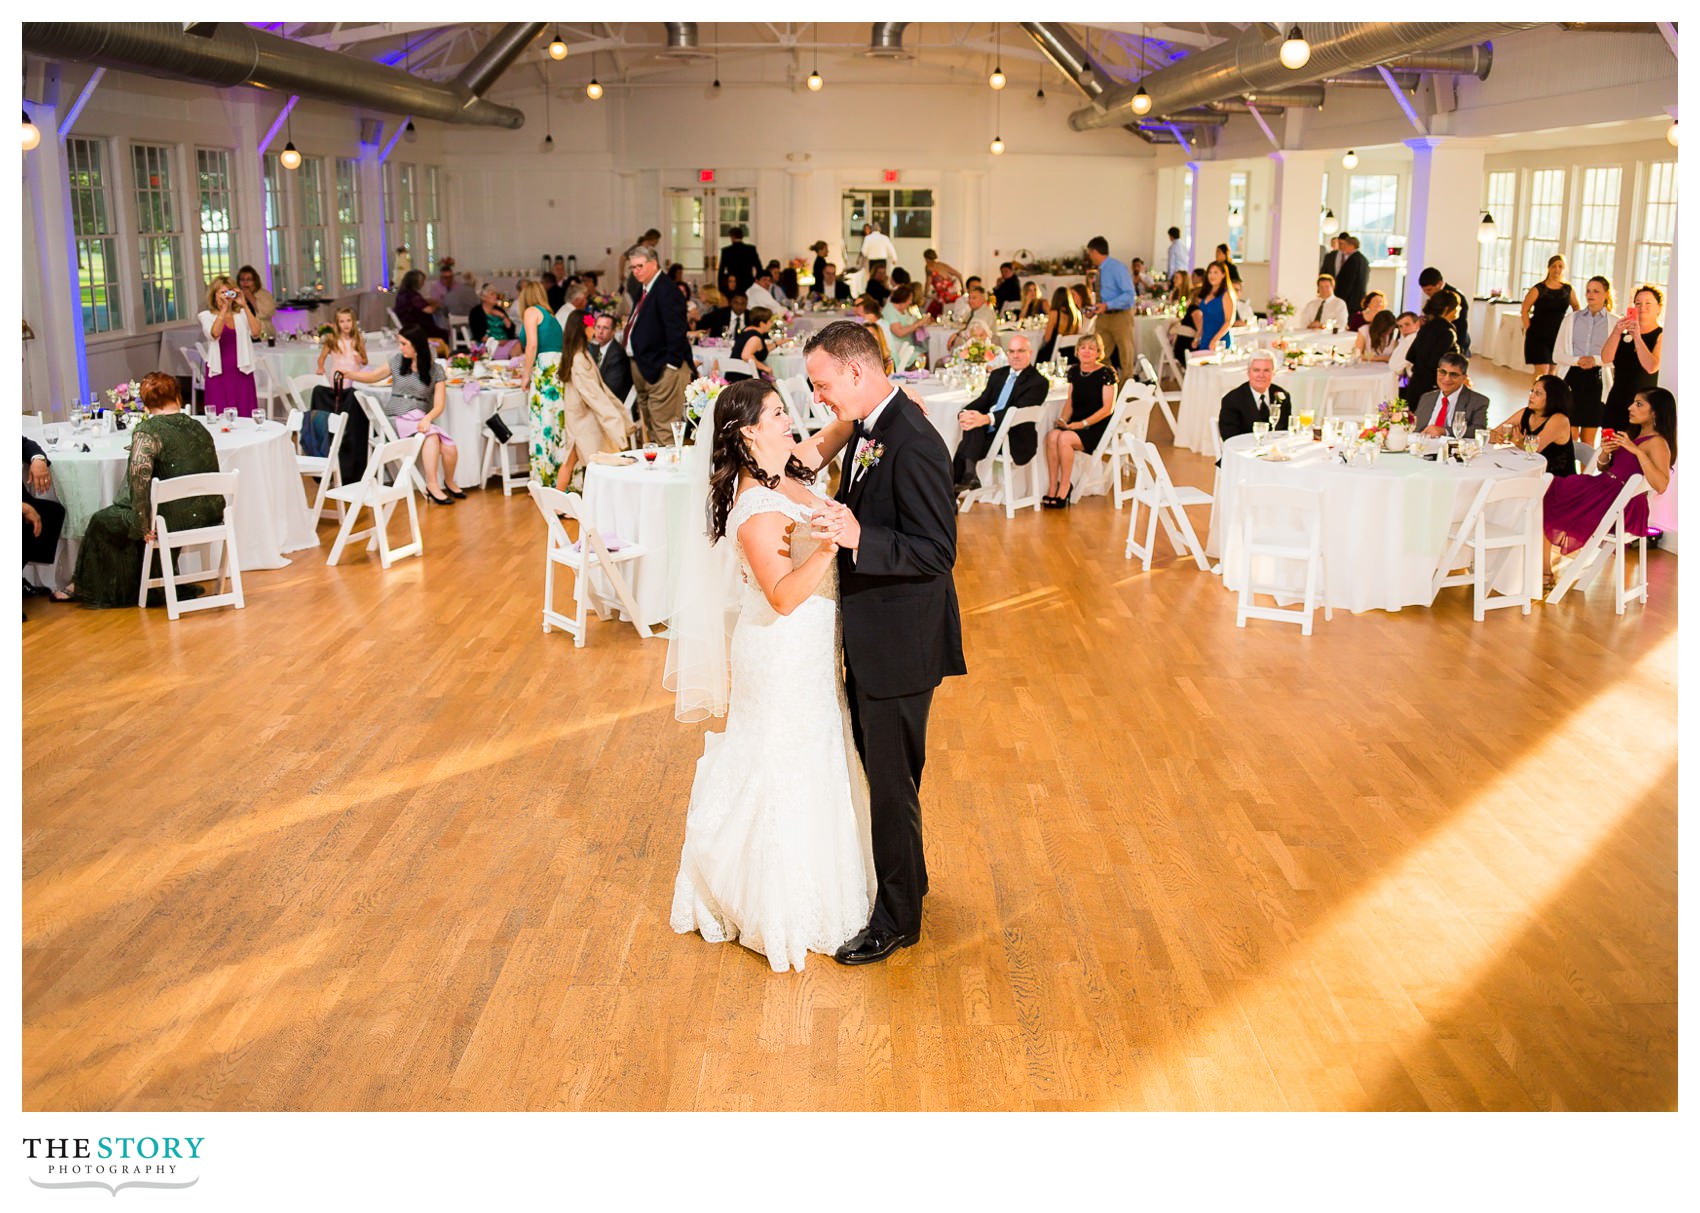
[{"left": 666, "top": 379, "right": 872, "bottom": 971}]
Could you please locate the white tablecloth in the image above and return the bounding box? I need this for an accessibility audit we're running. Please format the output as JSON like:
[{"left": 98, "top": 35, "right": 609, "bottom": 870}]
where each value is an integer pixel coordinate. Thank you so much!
[
  {"left": 1174, "top": 356, "right": 1395, "bottom": 453},
  {"left": 1210, "top": 433, "right": 1547, "bottom": 612},
  {"left": 371, "top": 375, "right": 524, "bottom": 490},
  {"left": 34, "top": 418, "right": 320, "bottom": 591},
  {"left": 581, "top": 458, "right": 691, "bottom": 628},
  {"left": 157, "top": 327, "right": 399, "bottom": 389},
  {"left": 1488, "top": 309, "right": 1533, "bottom": 372}
]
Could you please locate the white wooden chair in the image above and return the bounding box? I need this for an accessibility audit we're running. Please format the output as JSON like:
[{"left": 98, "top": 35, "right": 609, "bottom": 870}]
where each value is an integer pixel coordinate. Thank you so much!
[
  {"left": 958, "top": 404, "right": 1046, "bottom": 518},
  {"left": 22, "top": 411, "right": 44, "bottom": 437},
  {"left": 1546, "top": 473, "right": 1653, "bottom": 614},
  {"left": 1156, "top": 341, "right": 1187, "bottom": 393},
  {"left": 323, "top": 434, "right": 425, "bottom": 568},
  {"left": 527, "top": 483, "right": 652, "bottom": 646},
  {"left": 479, "top": 390, "right": 531, "bottom": 495},
  {"left": 386, "top": 306, "right": 404, "bottom": 331},
  {"left": 715, "top": 357, "right": 757, "bottom": 380},
  {"left": 1105, "top": 379, "right": 1158, "bottom": 509},
  {"left": 1134, "top": 354, "right": 1181, "bottom": 437},
  {"left": 287, "top": 373, "right": 324, "bottom": 414},
  {"left": 286, "top": 408, "right": 349, "bottom": 522},
  {"left": 137, "top": 470, "right": 244, "bottom": 620},
  {"left": 1234, "top": 483, "right": 1332, "bottom": 635},
  {"left": 1067, "top": 392, "right": 1134, "bottom": 502},
  {"left": 1052, "top": 333, "right": 1080, "bottom": 363},
  {"left": 251, "top": 360, "right": 290, "bottom": 421},
  {"left": 355, "top": 390, "right": 431, "bottom": 495},
  {"left": 1320, "top": 375, "right": 1379, "bottom": 422},
  {"left": 777, "top": 374, "right": 824, "bottom": 438},
  {"left": 1572, "top": 440, "right": 1598, "bottom": 475},
  {"left": 1432, "top": 472, "right": 1552, "bottom": 620},
  {"left": 1123, "top": 440, "right": 1212, "bottom": 571}
]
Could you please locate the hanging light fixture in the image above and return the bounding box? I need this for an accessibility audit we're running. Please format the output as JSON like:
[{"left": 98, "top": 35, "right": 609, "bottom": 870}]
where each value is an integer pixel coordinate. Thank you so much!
[
  {"left": 1341, "top": 148, "right": 1359, "bottom": 169},
  {"left": 1321, "top": 208, "right": 1339, "bottom": 236},
  {"left": 1667, "top": 119, "right": 1679, "bottom": 147},
  {"left": 22, "top": 108, "right": 41, "bottom": 152},
  {"left": 989, "top": 134, "right": 1005, "bottom": 155},
  {"left": 279, "top": 109, "right": 301, "bottom": 170},
  {"left": 989, "top": 82, "right": 1004, "bottom": 154},
  {"left": 989, "top": 24, "right": 1006, "bottom": 89},
  {"left": 586, "top": 50, "right": 603, "bottom": 100},
  {"left": 807, "top": 22, "right": 823, "bottom": 91},
  {"left": 712, "top": 32, "right": 722, "bottom": 96},
  {"left": 548, "top": 30, "right": 568, "bottom": 61},
  {"left": 401, "top": 37, "right": 417, "bottom": 140},
  {"left": 1035, "top": 64, "right": 1045, "bottom": 101},
  {"left": 1131, "top": 22, "right": 1153, "bottom": 116},
  {"left": 1279, "top": 25, "right": 1311, "bottom": 70},
  {"left": 541, "top": 56, "right": 555, "bottom": 151},
  {"left": 1478, "top": 212, "right": 1498, "bottom": 243}
]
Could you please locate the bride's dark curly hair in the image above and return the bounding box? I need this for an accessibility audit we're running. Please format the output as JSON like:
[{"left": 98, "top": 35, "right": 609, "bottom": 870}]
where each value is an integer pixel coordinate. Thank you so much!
[{"left": 708, "top": 379, "right": 816, "bottom": 541}]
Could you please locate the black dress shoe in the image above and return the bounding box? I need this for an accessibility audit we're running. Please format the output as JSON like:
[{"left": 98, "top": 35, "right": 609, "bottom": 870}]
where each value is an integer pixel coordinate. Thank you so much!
[
  {"left": 833, "top": 927, "right": 920, "bottom": 966},
  {"left": 955, "top": 475, "right": 981, "bottom": 493}
]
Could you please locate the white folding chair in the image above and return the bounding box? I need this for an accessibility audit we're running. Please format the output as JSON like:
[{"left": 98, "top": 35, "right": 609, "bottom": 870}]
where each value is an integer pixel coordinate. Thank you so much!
[
  {"left": 22, "top": 411, "right": 44, "bottom": 437},
  {"left": 137, "top": 470, "right": 244, "bottom": 620},
  {"left": 1320, "top": 375, "right": 1379, "bottom": 422},
  {"left": 355, "top": 390, "right": 431, "bottom": 495},
  {"left": 1572, "top": 440, "right": 1598, "bottom": 475},
  {"left": 183, "top": 344, "right": 209, "bottom": 409},
  {"left": 287, "top": 408, "right": 349, "bottom": 522},
  {"left": 958, "top": 404, "right": 1046, "bottom": 518},
  {"left": 716, "top": 357, "right": 757, "bottom": 379},
  {"left": 777, "top": 375, "right": 817, "bottom": 439},
  {"left": 1067, "top": 393, "right": 1133, "bottom": 502},
  {"left": 1053, "top": 333, "right": 1080, "bottom": 363},
  {"left": 323, "top": 434, "right": 425, "bottom": 568},
  {"left": 251, "top": 360, "right": 290, "bottom": 421},
  {"left": 386, "top": 306, "right": 404, "bottom": 331},
  {"left": 288, "top": 373, "right": 324, "bottom": 414},
  {"left": 1432, "top": 472, "right": 1552, "bottom": 620},
  {"left": 1546, "top": 473, "right": 1653, "bottom": 614},
  {"left": 1155, "top": 340, "right": 1187, "bottom": 392},
  {"left": 527, "top": 483, "right": 653, "bottom": 646},
  {"left": 1135, "top": 354, "right": 1181, "bottom": 436},
  {"left": 1123, "top": 440, "right": 1213, "bottom": 571},
  {"left": 1234, "top": 483, "right": 1332, "bottom": 635},
  {"left": 1106, "top": 379, "right": 1158, "bottom": 508},
  {"left": 478, "top": 389, "right": 532, "bottom": 495}
]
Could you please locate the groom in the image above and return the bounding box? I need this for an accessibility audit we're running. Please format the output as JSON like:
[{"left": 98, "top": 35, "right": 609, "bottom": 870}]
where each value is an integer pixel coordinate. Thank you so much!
[{"left": 805, "top": 321, "right": 966, "bottom": 965}]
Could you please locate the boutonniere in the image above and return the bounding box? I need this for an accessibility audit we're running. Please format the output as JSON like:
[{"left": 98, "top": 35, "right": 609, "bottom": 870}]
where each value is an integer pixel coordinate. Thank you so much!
[{"left": 854, "top": 439, "right": 885, "bottom": 472}]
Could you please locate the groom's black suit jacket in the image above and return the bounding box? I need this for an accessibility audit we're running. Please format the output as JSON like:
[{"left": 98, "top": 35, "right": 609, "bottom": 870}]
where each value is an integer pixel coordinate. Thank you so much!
[{"left": 836, "top": 391, "right": 967, "bottom": 700}]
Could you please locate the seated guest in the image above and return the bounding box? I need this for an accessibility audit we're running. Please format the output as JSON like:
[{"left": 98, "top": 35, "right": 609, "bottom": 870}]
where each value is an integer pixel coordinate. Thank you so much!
[
  {"left": 1298, "top": 274, "right": 1349, "bottom": 330},
  {"left": 445, "top": 272, "right": 481, "bottom": 316},
  {"left": 864, "top": 265, "right": 893, "bottom": 306},
  {"left": 853, "top": 295, "right": 895, "bottom": 373},
  {"left": 1218, "top": 350, "right": 1293, "bottom": 443},
  {"left": 1166, "top": 270, "right": 1191, "bottom": 303},
  {"left": 1170, "top": 305, "right": 1202, "bottom": 366},
  {"left": 550, "top": 315, "right": 632, "bottom": 489},
  {"left": 1348, "top": 287, "right": 1385, "bottom": 332},
  {"left": 1552, "top": 275, "right": 1616, "bottom": 446},
  {"left": 745, "top": 271, "right": 785, "bottom": 315},
  {"left": 1352, "top": 294, "right": 1399, "bottom": 361},
  {"left": 394, "top": 269, "right": 449, "bottom": 339},
  {"left": 1414, "top": 353, "right": 1488, "bottom": 436},
  {"left": 1036, "top": 286, "right": 1080, "bottom": 363},
  {"left": 1130, "top": 257, "right": 1154, "bottom": 296},
  {"left": 22, "top": 436, "right": 70, "bottom": 605},
  {"left": 948, "top": 285, "right": 998, "bottom": 350},
  {"left": 587, "top": 313, "right": 633, "bottom": 405},
  {"left": 468, "top": 281, "right": 519, "bottom": 353},
  {"left": 316, "top": 306, "right": 370, "bottom": 377},
  {"left": 199, "top": 275, "right": 262, "bottom": 417},
  {"left": 992, "top": 262, "right": 1022, "bottom": 312},
  {"left": 1388, "top": 310, "right": 1421, "bottom": 377},
  {"left": 1188, "top": 267, "right": 1208, "bottom": 303},
  {"left": 695, "top": 290, "right": 748, "bottom": 342},
  {"left": 427, "top": 261, "right": 461, "bottom": 309},
  {"left": 952, "top": 335, "right": 1048, "bottom": 491},
  {"left": 1542, "top": 387, "right": 1675, "bottom": 590},
  {"left": 64, "top": 373, "right": 223, "bottom": 608},
  {"left": 1042, "top": 333, "right": 1116, "bottom": 507},
  {"left": 1401, "top": 291, "right": 1461, "bottom": 407},
  {"left": 882, "top": 285, "right": 927, "bottom": 367},
  {"left": 1490, "top": 374, "right": 1575, "bottom": 480},
  {"left": 1017, "top": 281, "right": 1047, "bottom": 321},
  {"left": 814, "top": 262, "right": 851, "bottom": 302},
  {"left": 726, "top": 307, "right": 776, "bottom": 381},
  {"left": 776, "top": 267, "right": 801, "bottom": 304},
  {"left": 555, "top": 281, "right": 589, "bottom": 336},
  {"left": 344, "top": 327, "right": 462, "bottom": 505}
]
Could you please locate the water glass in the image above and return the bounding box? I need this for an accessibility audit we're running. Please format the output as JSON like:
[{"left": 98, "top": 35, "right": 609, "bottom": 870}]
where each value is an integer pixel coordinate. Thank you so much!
[
  {"left": 1252, "top": 420, "right": 1268, "bottom": 447},
  {"left": 1474, "top": 428, "right": 1489, "bottom": 449},
  {"left": 223, "top": 407, "right": 238, "bottom": 429},
  {"left": 670, "top": 420, "right": 686, "bottom": 452}
]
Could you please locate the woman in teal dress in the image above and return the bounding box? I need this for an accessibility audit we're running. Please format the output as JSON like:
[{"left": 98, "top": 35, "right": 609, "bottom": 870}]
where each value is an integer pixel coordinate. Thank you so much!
[
  {"left": 516, "top": 280, "right": 568, "bottom": 486},
  {"left": 68, "top": 372, "right": 224, "bottom": 608}
]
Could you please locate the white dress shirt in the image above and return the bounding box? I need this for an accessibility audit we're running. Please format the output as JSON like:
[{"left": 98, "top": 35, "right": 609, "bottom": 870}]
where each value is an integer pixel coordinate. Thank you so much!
[
  {"left": 744, "top": 283, "right": 784, "bottom": 314},
  {"left": 1299, "top": 295, "right": 1349, "bottom": 330},
  {"left": 860, "top": 230, "right": 898, "bottom": 265},
  {"left": 624, "top": 278, "right": 655, "bottom": 357}
]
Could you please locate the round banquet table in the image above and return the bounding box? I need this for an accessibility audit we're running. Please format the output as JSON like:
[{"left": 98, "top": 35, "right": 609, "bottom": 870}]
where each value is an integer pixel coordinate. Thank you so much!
[
  {"left": 33, "top": 417, "right": 321, "bottom": 592},
  {"left": 1174, "top": 353, "right": 1396, "bottom": 453},
  {"left": 895, "top": 371, "right": 1080, "bottom": 499},
  {"left": 157, "top": 326, "right": 399, "bottom": 387},
  {"left": 366, "top": 374, "right": 527, "bottom": 490},
  {"left": 580, "top": 456, "right": 691, "bottom": 630},
  {"left": 1209, "top": 432, "right": 1548, "bottom": 613}
]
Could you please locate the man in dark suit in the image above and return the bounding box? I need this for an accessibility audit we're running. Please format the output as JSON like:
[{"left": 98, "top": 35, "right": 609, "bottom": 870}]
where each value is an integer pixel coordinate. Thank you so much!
[
  {"left": 1333, "top": 233, "right": 1372, "bottom": 315},
  {"left": 951, "top": 334, "right": 1047, "bottom": 491},
  {"left": 1413, "top": 353, "right": 1489, "bottom": 435},
  {"left": 22, "top": 436, "right": 68, "bottom": 607},
  {"left": 1418, "top": 266, "right": 1470, "bottom": 357},
  {"left": 1319, "top": 235, "right": 1342, "bottom": 279},
  {"left": 717, "top": 226, "right": 764, "bottom": 298},
  {"left": 991, "top": 262, "right": 1022, "bottom": 312},
  {"left": 813, "top": 263, "right": 851, "bottom": 302},
  {"left": 1218, "top": 350, "right": 1293, "bottom": 445},
  {"left": 625, "top": 228, "right": 661, "bottom": 305},
  {"left": 804, "top": 321, "right": 965, "bottom": 965},
  {"left": 622, "top": 243, "right": 692, "bottom": 442},
  {"left": 587, "top": 313, "right": 633, "bottom": 407}
]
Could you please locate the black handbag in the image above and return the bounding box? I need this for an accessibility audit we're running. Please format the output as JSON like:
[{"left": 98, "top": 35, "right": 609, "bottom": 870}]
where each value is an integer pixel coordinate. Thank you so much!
[
  {"left": 309, "top": 371, "right": 353, "bottom": 414},
  {"left": 484, "top": 412, "right": 514, "bottom": 443}
]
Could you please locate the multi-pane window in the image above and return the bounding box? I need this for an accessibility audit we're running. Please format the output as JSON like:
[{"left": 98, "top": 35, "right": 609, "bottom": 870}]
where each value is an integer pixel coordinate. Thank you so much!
[
  {"left": 1476, "top": 171, "right": 1516, "bottom": 297},
  {"left": 1571, "top": 167, "right": 1621, "bottom": 284},
  {"left": 423, "top": 165, "right": 441, "bottom": 272},
  {"left": 132, "top": 144, "right": 186, "bottom": 326},
  {"left": 196, "top": 149, "right": 237, "bottom": 288},
  {"left": 67, "top": 137, "right": 122, "bottom": 334},
  {"left": 262, "top": 152, "right": 290, "bottom": 295},
  {"left": 1635, "top": 161, "right": 1676, "bottom": 291},
  {"left": 396, "top": 163, "right": 419, "bottom": 272},
  {"left": 296, "top": 156, "right": 328, "bottom": 293},
  {"left": 336, "top": 158, "right": 362, "bottom": 290},
  {"left": 1520, "top": 169, "right": 1565, "bottom": 289},
  {"left": 1226, "top": 171, "right": 1248, "bottom": 260},
  {"left": 1345, "top": 174, "right": 1399, "bottom": 260}
]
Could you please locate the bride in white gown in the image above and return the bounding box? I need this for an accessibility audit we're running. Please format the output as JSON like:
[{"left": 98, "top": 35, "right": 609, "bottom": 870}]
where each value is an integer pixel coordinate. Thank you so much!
[{"left": 666, "top": 379, "right": 874, "bottom": 971}]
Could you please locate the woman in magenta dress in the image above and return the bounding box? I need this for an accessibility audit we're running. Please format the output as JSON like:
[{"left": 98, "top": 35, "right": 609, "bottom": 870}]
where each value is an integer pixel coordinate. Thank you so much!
[
  {"left": 1542, "top": 387, "right": 1675, "bottom": 589},
  {"left": 196, "top": 275, "right": 261, "bottom": 417}
]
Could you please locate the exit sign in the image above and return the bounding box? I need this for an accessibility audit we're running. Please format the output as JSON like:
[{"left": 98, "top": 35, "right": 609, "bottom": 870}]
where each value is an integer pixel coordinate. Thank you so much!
[
  {"left": 698, "top": 169, "right": 716, "bottom": 183},
  {"left": 883, "top": 169, "right": 899, "bottom": 183}
]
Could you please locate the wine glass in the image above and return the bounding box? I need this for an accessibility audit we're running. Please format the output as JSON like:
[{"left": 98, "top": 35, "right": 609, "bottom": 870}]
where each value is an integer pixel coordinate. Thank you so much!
[
  {"left": 1450, "top": 408, "right": 1468, "bottom": 441},
  {"left": 670, "top": 420, "right": 686, "bottom": 454},
  {"left": 1252, "top": 420, "right": 1269, "bottom": 448},
  {"left": 643, "top": 442, "right": 659, "bottom": 467}
]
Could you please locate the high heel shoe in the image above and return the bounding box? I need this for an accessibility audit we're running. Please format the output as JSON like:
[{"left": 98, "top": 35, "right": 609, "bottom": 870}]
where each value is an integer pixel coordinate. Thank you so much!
[
  {"left": 444, "top": 482, "right": 467, "bottom": 499},
  {"left": 424, "top": 486, "right": 453, "bottom": 505}
]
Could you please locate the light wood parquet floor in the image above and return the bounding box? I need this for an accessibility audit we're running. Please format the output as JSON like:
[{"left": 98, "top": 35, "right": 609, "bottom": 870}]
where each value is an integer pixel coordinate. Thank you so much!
[{"left": 21, "top": 364, "right": 1677, "bottom": 1111}]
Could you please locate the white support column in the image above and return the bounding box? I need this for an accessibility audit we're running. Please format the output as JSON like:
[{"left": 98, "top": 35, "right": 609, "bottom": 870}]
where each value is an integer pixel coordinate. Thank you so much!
[
  {"left": 787, "top": 169, "right": 809, "bottom": 260},
  {"left": 220, "top": 90, "right": 268, "bottom": 280},
  {"left": 23, "top": 79, "right": 83, "bottom": 416},
  {"left": 1267, "top": 148, "right": 1330, "bottom": 308},
  {"left": 1650, "top": 228, "right": 1678, "bottom": 552},
  {"left": 1401, "top": 136, "right": 1487, "bottom": 315},
  {"left": 1189, "top": 160, "right": 1233, "bottom": 278}
]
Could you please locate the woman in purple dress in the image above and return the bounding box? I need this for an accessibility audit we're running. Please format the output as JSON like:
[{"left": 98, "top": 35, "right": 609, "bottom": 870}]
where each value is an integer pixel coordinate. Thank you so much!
[
  {"left": 196, "top": 275, "right": 261, "bottom": 417},
  {"left": 1542, "top": 387, "right": 1675, "bottom": 590}
]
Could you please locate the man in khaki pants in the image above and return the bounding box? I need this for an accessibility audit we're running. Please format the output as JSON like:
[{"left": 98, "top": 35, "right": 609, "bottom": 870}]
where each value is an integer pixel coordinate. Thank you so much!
[
  {"left": 622, "top": 244, "right": 692, "bottom": 442},
  {"left": 1084, "top": 235, "right": 1137, "bottom": 384}
]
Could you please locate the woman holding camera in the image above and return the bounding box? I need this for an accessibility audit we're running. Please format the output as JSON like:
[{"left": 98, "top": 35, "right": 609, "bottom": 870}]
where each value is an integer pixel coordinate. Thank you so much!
[
  {"left": 1601, "top": 285, "right": 1665, "bottom": 433},
  {"left": 198, "top": 275, "right": 262, "bottom": 418}
]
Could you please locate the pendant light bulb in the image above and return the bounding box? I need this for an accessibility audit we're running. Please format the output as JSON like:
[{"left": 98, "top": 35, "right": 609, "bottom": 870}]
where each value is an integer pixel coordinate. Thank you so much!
[
  {"left": 807, "top": 69, "right": 823, "bottom": 92},
  {"left": 990, "top": 66, "right": 1006, "bottom": 90},
  {"left": 22, "top": 110, "right": 41, "bottom": 152},
  {"left": 1667, "top": 119, "right": 1679, "bottom": 147},
  {"left": 280, "top": 141, "right": 301, "bottom": 170},
  {"left": 548, "top": 31, "right": 568, "bottom": 60},
  {"left": 1279, "top": 26, "right": 1311, "bottom": 70},
  {"left": 989, "top": 135, "right": 1005, "bottom": 155},
  {"left": 1478, "top": 212, "right": 1498, "bottom": 243},
  {"left": 587, "top": 78, "right": 603, "bottom": 100},
  {"left": 1321, "top": 208, "right": 1339, "bottom": 236},
  {"left": 1131, "top": 86, "right": 1152, "bottom": 116},
  {"left": 1341, "top": 148, "right": 1359, "bottom": 169}
]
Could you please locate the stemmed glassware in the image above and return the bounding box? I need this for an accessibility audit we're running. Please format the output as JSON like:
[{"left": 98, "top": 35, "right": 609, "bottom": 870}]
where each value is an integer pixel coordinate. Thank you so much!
[
  {"left": 1252, "top": 420, "right": 1269, "bottom": 448},
  {"left": 670, "top": 420, "right": 686, "bottom": 457}
]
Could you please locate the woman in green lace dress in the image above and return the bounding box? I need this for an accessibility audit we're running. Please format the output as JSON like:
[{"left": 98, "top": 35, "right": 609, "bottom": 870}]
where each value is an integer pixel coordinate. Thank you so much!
[{"left": 68, "top": 372, "right": 224, "bottom": 608}]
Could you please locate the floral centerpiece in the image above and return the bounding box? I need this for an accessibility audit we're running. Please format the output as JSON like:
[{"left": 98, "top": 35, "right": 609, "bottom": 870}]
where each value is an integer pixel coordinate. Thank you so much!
[
  {"left": 1362, "top": 399, "right": 1413, "bottom": 450},
  {"left": 582, "top": 290, "right": 622, "bottom": 328},
  {"left": 449, "top": 353, "right": 476, "bottom": 374},
  {"left": 953, "top": 339, "right": 995, "bottom": 366},
  {"left": 105, "top": 379, "right": 143, "bottom": 412},
  {"left": 684, "top": 375, "right": 727, "bottom": 427},
  {"left": 1267, "top": 297, "right": 1294, "bottom": 320}
]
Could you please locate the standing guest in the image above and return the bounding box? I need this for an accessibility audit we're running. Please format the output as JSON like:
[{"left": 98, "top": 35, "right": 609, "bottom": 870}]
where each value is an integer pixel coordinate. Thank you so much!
[
  {"left": 198, "top": 275, "right": 261, "bottom": 418},
  {"left": 992, "top": 262, "right": 1022, "bottom": 312},
  {"left": 1601, "top": 284, "right": 1664, "bottom": 433},
  {"left": 715, "top": 227, "right": 762, "bottom": 298},
  {"left": 1553, "top": 275, "right": 1617, "bottom": 446},
  {"left": 947, "top": 286, "right": 998, "bottom": 351},
  {"left": 587, "top": 313, "right": 634, "bottom": 407},
  {"left": 921, "top": 248, "right": 964, "bottom": 318},
  {"left": 1016, "top": 282, "right": 1048, "bottom": 322},
  {"left": 468, "top": 282, "right": 519, "bottom": 352},
  {"left": 552, "top": 256, "right": 569, "bottom": 286},
  {"left": 22, "top": 436, "right": 69, "bottom": 604},
  {"left": 543, "top": 271, "right": 566, "bottom": 314},
  {"left": 550, "top": 316, "right": 631, "bottom": 490},
  {"left": 1165, "top": 227, "right": 1189, "bottom": 279},
  {"left": 1218, "top": 350, "right": 1293, "bottom": 442},
  {"left": 1388, "top": 311, "right": 1421, "bottom": 382},
  {"left": 1195, "top": 262, "right": 1237, "bottom": 356},
  {"left": 1543, "top": 388, "right": 1675, "bottom": 590},
  {"left": 814, "top": 263, "right": 852, "bottom": 302},
  {"left": 343, "top": 327, "right": 461, "bottom": 504},
  {"left": 1353, "top": 296, "right": 1400, "bottom": 362},
  {"left": 1416, "top": 267, "right": 1470, "bottom": 356},
  {"left": 1036, "top": 286, "right": 1080, "bottom": 363},
  {"left": 623, "top": 243, "right": 692, "bottom": 443},
  {"left": 316, "top": 306, "right": 369, "bottom": 377},
  {"left": 809, "top": 240, "right": 831, "bottom": 287},
  {"left": 726, "top": 307, "right": 777, "bottom": 382},
  {"left": 64, "top": 373, "right": 223, "bottom": 607},
  {"left": 1520, "top": 254, "right": 1580, "bottom": 375},
  {"left": 515, "top": 278, "right": 562, "bottom": 402},
  {"left": 1332, "top": 234, "right": 1371, "bottom": 315},
  {"left": 952, "top": 335, "right": 1048, "bottom": 491},
  {"left": 1084, "top": 235, "right": 1137, "bottom": 381},
  {"left": 1298, "top": 275, "right": 1349, "bottom": 331},
  {"left": 235, "top": 265, "right": 278, "bottom": 341},
  {"left": 1042, "top": 333, "right": 1116, "bottom": 507},
  {"left": 1401, "top": 291, "right": 1462, "bottom": 407},
  {"left": 859, "top": 222, "right": 898, "bottom": 269},
  {"left": 1320, "top": 236, "right": 1342, "bottom": 279},
  {"left": 625, "top": 228, "right": 663, "bottom": 304},
  {"left": 1489, "top": 375, "right": 1575, "bottom": 479},
  {"left": 394, "top": 268, "right": 448, "bottom": 339},
  {"left": 1212, "top": 244, "right": 1243, "bottom": 288},
  {"left": 1414, "top": 353, "right": 1489, "bottom": 436}
]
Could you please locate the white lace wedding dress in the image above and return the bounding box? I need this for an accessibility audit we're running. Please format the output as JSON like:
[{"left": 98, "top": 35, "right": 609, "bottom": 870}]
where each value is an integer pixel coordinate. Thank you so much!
[{"left": 669, "top": 485, "right": 876, "bottom": 972}]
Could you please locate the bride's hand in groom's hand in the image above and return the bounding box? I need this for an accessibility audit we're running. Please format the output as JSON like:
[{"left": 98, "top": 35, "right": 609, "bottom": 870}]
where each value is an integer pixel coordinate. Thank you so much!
[{"left": 811, "top": 500, "right": 859, "bottom": 552}]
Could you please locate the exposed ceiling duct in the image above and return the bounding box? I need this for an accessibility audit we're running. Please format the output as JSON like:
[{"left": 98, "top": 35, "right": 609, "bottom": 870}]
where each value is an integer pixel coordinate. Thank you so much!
[
  {"left": 864, "top": 22, "right": 911, "bottom": 59},
  {"left": 1325, "top": 70, "right": 1422, "bottom": 89},
  {"left": 1021, "top": 22, "right": 1163, "bottom": 143},
  {"left": 1217, "top": 86, "right": 1326, "bottom": 108},
  {"left": 456, "top": 22, "right": 547, "bottom": 98},
  {"left": 661, "top": 22, "right": 712, "bottom": 59},
  {"left": 21, "top": 21, "right": 535, "bottom": 128},
  {"left": 1066, "top": 22, "right": 1543, "bottom": 132}
]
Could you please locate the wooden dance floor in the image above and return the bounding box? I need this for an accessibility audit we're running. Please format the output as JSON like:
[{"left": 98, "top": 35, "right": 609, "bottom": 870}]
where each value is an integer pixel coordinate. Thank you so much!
[{"left": 22, "top": 406, "right": 1677, "bottom": 1111}]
